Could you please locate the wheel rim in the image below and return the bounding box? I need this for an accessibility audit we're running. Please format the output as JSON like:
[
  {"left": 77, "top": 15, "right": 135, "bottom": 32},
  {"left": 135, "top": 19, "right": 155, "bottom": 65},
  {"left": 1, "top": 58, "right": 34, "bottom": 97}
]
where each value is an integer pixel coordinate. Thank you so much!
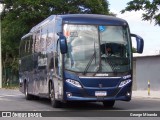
[
  {"left": 50, "top": 88, "right": 55, "bottom": 101},
  {"left": 49, "top": 83, "right": 52, "bottom": 98}
]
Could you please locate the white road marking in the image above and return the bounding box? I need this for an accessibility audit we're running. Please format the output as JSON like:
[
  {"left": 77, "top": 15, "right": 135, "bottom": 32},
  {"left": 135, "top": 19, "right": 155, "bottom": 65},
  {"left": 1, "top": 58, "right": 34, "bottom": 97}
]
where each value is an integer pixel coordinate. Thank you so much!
[
  {"left": 0, "top": 94, "right": 23, "bottom": 98},
  {"left": 0, "top": 98, "right": 11, "bottom": 101},
  {"left": 0, "top": 94, "right": 23, "bottom": 101}
]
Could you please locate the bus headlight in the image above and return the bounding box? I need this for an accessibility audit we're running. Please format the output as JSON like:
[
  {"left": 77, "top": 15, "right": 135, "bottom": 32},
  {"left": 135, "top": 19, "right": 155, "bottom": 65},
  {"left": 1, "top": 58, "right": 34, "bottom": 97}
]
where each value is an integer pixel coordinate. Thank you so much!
[
  {"left": 66, "top": 79, "right": 82, "bottom": 88},
  {"left": 119, "top": 79, "right": 131, "bottom": 88}
]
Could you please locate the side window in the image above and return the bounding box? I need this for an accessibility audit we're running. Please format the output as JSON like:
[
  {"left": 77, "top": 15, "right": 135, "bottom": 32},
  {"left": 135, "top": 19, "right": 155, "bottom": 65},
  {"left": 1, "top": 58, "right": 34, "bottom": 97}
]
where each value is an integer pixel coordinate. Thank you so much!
[
  {"left": 20, "top": 40, "right": 25, "bottom": 57},
  {"left": 24, "top": 39, "right": 27, "bottom": 56},
  {"left": 37, "top": 28, "right": 47, "bottom": 69},
  {"left": 32, "top": 34, "right": 35, "bottom": 53},
  {"left": 28, "top": 38, "right": 31, "bottom": 54},
  {"left": 20, "top": 36, "right": 33, "bottom": 57},
  {"left": 55, "top": 41, "right": 60, "bottom": 68},
  {"left": 25, "top": 38, "right": 29, "bottom": 56},
  {"left": 34, "top": 30, "right": 40, "bottom": 53},
  {"left": 29, "top": 36, "right": 33, "bottom": 54}
]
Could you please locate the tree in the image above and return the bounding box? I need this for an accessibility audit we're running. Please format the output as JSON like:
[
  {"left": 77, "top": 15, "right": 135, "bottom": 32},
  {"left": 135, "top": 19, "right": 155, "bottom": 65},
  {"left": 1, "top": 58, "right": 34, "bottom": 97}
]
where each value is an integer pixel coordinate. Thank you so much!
[
  {"left": 132, "top": 47, "right": 137, "bottom": 53},
  {"left": 121, "top": 0, "right": 160, "bottom": 26},
  {"left": 1, "top": 0, "right": 112, "bottom": 84}
]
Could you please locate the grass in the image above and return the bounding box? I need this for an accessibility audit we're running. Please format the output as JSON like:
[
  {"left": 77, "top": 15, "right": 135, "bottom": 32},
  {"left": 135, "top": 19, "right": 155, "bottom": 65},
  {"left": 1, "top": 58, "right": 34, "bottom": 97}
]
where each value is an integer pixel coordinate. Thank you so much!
[{"left": 2, "top": 83, "right": 19, "bottom": 89}]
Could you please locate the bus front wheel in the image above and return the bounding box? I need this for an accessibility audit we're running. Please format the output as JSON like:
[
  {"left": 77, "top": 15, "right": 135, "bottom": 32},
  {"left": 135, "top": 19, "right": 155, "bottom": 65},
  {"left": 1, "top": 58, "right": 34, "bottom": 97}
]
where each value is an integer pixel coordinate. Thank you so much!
[
  {"left": 24, "top": 82, "right": 33, "bottom": 100},
  {"left": 50, "top": 83, "right": 62, "bottom": 108},
  {"left": 103, "top": 100, "right": 115, "bottom": 108}
]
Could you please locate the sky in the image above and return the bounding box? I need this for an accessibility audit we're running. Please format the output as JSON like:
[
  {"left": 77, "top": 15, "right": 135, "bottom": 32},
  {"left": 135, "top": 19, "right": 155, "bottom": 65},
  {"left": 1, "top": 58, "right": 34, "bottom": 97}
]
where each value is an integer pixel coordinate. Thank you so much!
[
  {"left": 0, "top": 4, "right": 3, "bottom": 14},
  {"left": 109, "top": 0, "right": 160, "bottom": 55}
]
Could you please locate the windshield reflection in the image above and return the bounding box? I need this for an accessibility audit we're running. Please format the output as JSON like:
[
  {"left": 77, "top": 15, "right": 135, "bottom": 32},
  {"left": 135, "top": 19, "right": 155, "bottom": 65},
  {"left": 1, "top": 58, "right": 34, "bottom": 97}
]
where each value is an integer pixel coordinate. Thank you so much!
[{"left": 64, "top": 24, "right": 131, "bottom": 73}]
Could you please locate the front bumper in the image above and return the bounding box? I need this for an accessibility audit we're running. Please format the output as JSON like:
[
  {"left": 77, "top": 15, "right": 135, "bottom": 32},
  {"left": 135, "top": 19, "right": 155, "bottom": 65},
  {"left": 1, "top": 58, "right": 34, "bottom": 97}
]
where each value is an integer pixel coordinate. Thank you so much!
[{"left": 64, "top": 82, "right": 132, "bottom": 102}]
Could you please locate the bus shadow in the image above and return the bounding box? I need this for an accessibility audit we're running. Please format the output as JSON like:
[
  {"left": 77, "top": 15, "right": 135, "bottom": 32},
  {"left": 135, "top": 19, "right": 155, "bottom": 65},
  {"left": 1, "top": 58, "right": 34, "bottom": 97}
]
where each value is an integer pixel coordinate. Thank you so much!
[
  {"left": 29, "top": 97, "right": 124, "bottom": 110},
  {"left": 20, "top": 95, "right": 146, "bottom": 111},
  {"left": 62, "top": 101, "right": 122, "bottom": 111}
]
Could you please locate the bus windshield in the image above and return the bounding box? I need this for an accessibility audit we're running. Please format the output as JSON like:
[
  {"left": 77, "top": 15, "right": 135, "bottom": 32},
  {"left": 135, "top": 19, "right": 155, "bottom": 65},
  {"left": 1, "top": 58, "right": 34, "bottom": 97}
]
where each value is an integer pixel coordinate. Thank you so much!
[{"left": 64, "top": 24, "right": 131, "bottom": 73}]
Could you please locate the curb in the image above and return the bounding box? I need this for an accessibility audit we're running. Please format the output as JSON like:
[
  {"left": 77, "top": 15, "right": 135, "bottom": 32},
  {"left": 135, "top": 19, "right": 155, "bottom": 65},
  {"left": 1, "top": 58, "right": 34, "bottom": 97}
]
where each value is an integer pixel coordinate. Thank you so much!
[{"left": 132, "top": 91, "right": 160, "bottom": 99}]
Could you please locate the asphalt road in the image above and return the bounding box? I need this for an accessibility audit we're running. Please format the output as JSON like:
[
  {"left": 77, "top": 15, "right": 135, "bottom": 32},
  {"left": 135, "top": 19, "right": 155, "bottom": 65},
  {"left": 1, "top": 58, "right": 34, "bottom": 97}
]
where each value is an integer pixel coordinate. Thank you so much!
[{"left": 0, "top": 89, "right": 160, "bottom": 120}]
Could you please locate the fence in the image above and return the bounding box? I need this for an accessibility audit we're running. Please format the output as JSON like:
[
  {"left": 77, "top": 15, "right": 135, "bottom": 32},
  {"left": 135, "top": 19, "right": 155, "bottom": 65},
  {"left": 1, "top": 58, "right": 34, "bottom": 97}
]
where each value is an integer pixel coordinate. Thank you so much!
[{"left": 2, "top": 67, "right": 19, "bottom": 88}]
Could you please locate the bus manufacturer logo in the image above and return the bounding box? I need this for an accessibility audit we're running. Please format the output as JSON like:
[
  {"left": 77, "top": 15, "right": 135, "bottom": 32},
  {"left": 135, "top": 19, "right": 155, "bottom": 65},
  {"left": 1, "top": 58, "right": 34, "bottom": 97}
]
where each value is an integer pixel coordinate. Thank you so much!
[{"left": 99, "top": 84, "right": 103, "bottom": 88}]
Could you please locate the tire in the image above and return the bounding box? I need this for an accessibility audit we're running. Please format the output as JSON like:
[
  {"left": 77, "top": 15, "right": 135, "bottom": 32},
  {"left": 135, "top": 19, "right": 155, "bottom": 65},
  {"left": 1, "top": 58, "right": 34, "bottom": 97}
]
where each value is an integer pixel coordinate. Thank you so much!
[
  {"left": 24, "top": 82, "right": 33, "bottom": 100},
  {"left": 49, "top": 83, "right": 62, "bottom": 108},
  {"left": 103, "top": 100, "right": 115, "bottom": 108}
]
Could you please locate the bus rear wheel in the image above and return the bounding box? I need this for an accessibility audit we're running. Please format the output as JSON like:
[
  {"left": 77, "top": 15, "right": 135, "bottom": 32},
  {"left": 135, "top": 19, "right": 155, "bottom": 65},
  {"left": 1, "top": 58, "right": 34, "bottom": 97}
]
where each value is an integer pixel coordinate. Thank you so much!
[
  {"left": 103, "top": 100, "right": 115, "bottom": 108},
  {"left": 50, "top": 83, "right": 62, "bottom": 108}
]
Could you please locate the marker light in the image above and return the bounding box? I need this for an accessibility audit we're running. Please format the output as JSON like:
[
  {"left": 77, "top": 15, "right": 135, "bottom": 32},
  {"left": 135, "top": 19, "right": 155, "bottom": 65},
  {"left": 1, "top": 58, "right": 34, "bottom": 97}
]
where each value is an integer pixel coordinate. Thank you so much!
[
  {"left": 66, "top": 79, "right": 82, "bottom": 88},
  {"left": 119, "top": 79, "right": 131, "bottom": 88},
  {"left": 66, "top": 92, "right": 72, "bottom": 97}
]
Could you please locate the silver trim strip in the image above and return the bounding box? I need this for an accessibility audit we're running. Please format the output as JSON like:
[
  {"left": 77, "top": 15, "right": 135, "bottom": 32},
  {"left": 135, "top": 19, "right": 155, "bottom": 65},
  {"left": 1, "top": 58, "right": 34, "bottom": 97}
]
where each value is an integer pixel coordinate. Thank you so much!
[{"left": 79, "top": 76, "right": 121, "bottom": 79}]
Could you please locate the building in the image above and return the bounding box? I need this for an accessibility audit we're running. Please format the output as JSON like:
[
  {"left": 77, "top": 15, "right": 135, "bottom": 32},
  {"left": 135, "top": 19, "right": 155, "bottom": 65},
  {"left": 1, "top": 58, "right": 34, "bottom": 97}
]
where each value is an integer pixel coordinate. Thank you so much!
[{"left": 133, "top": 53, "right": 160, "bottom": 91}]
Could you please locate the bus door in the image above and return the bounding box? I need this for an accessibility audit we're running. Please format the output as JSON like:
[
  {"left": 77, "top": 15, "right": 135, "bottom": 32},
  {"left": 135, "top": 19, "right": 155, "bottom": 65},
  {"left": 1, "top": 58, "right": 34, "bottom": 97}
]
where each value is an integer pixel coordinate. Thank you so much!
[{"left": 53, "top": 39, "right": 64, "bottom": 101}]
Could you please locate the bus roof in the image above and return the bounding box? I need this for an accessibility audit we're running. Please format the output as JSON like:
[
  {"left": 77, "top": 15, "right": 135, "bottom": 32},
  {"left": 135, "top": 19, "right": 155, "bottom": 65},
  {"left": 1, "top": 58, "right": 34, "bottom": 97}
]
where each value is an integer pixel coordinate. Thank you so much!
[
  {"left": 59, "top": 14, "right": 127, "bottom": 25},
  {"left": 30, "top": 15, "right": 55, "bottom": 33},
  {"left": 30, "top": 14, "right": 128, "bottom": 33}
]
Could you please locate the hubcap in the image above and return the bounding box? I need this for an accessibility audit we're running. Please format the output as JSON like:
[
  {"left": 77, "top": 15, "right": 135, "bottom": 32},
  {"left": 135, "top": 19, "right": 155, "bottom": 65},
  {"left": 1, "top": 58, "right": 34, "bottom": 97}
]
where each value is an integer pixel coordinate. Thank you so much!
[{"left": 50, "top": 89, "right": 55, "bottom": 101}]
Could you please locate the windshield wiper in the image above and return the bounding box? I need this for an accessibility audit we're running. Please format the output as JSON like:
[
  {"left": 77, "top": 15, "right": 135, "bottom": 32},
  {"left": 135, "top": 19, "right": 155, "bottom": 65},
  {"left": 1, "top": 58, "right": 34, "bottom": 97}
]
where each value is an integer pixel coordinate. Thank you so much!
[
  {"left": 106, "top": 58, "right": 118, "bottom": 74},
  {"left": 92, "top": 57, "right": 117, "bottom": 76},
  {"left": 83, "top": 52, "right": 96, "bottom": 75},
  {"left": 83, "top": 42, "right": 97, "bottom": 75}
]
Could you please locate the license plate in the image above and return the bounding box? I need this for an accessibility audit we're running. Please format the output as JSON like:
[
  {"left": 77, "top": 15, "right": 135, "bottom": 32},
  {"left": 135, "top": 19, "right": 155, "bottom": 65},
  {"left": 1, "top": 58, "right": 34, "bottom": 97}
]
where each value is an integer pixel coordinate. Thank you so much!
[{"left": 95, "top": 91, "right": 107, "bottom": 97}]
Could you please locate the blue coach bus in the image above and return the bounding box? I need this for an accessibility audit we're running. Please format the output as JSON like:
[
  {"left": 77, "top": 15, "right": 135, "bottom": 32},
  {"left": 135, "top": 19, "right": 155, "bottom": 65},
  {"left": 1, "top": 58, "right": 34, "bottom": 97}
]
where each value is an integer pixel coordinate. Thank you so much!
[{"left": 19, "top": 14, "right": 144, "bottom": 108}]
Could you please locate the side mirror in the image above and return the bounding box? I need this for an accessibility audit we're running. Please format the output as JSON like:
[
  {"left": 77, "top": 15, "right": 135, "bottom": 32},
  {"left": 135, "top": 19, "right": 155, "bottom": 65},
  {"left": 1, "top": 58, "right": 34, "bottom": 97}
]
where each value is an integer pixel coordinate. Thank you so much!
[
  {"left": 59, "top": 35, "right": 68, "bottom": 54},
  {"left": 131, "top": 34, "right": 144, "bottom": 53}
]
